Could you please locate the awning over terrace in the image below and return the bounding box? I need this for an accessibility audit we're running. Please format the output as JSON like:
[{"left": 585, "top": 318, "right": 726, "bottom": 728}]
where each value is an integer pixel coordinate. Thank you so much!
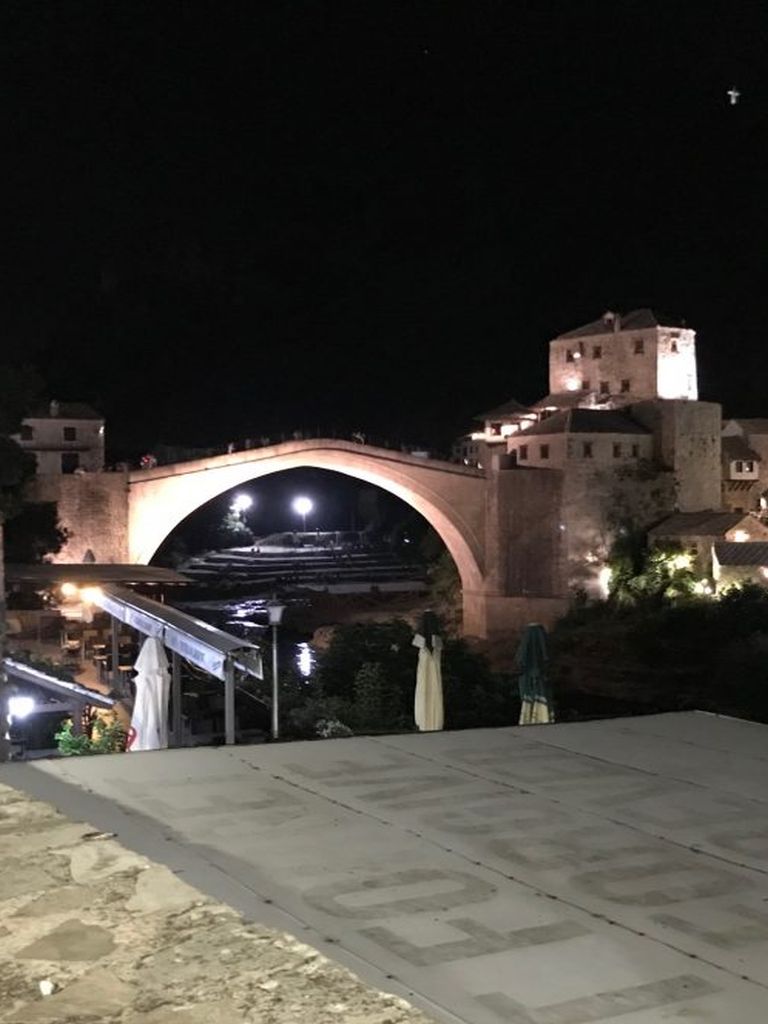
[
  {"left": 89, "top": 585, "right": 263, "bottom": 745},
  {"left": 4, "top": 658, "right": 116, "bottom": 709},
  {"left": 95, "top": 586, "right": 263, "bottom": 683}
]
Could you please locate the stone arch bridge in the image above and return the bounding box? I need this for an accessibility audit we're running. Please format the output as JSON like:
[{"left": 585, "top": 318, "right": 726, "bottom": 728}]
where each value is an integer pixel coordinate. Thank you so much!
[{"left": 35, "top": 439, "right": 566, "bottom": 637}]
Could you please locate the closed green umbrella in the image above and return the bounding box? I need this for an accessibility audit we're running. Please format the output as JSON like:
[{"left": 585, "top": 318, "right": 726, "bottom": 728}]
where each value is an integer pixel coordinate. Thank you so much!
[{"left": 515, "top": 623, "right": 555, "bottom": 725}]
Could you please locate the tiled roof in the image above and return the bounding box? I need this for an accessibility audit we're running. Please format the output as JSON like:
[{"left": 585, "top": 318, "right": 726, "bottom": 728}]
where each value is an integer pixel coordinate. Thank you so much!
[
  {"left": 714, "top": 542, "right": 768, "bottom": 567},
  {"left": 556, "top": 308, "right": 685, "bottom": 339},
  {"left": 649, "top": 512, "right": 749, "bottom": 537},
  {"left": 532, "top": 392, "right": 591, "bottom": 410},
  {"left": 722, "top": 436, "right": 761, "bottom": 462},
  {"left": 27, "top": 402, "right": 103, "bottom": 420},
  {"left": 734, "top": 419, "right": 768, "bottom": 436},
  {"left": 520, "top": 408, "right": 650, "bottom": 438},
  {"left": 475, "top": 398, "right": 534, "bottom": 421}
]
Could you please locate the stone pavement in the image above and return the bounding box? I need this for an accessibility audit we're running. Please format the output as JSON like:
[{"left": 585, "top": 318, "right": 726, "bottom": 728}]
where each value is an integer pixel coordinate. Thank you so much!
[
  {"left": 0, "top": 783, "right": 435, "bottom": 1023},
  {"left": 4, "top": 711, "right": 768, "bottom": 1022}
]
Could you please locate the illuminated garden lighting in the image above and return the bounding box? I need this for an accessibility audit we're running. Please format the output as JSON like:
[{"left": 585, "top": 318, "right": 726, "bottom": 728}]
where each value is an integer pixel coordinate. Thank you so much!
[
  {"left": 670, "top": 553, "right": 693, "bottom": 571},
  {"left": 61, "top": 582, "right": 79, "bottom": 599},
  {"left": 597, "top": 565, "right": 612, "bottom": 598}
]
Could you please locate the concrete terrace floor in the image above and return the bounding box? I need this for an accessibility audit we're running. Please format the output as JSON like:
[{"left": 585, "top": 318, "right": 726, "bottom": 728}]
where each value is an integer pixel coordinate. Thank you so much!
[{"left": 3, "top": 711, "right": 768, "bottom": 1023}]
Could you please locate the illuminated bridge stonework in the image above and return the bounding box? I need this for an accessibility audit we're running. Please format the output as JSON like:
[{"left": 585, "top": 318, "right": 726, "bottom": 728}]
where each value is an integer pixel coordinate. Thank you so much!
[{"left": 38, "top": 439, "right": 568, "bottom": 637}]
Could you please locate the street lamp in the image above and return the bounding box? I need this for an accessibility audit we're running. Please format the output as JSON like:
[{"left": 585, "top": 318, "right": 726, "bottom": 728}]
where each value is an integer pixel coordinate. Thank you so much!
[
  {"left": 230, "top": 493, "right": 253, "bottom": 522},
  {"left": 266, "top": 596, "right": 286, "bottom": 740},
  {"left": 292, "top": 495, "right": 313, "bottom": 533}
]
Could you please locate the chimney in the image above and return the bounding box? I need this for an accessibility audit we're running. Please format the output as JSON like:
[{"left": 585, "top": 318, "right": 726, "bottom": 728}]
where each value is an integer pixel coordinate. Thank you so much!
[{"left": 49, "top": 400, "right": 60, "bottom": 417}]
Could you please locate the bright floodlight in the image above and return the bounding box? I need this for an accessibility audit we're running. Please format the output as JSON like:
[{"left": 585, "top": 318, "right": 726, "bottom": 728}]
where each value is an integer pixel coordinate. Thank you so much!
[
  {"left": 292, "top": 496, "right": 313, "bottom": 516},
  {"left": 230, "top": 493, "right": 253, "bottom": 514},
  {"left": 292, "top": 495, "right": 313, "bottom": 533},
  {"left": 8, "top": 696, "right": 35, "bottom": 720}
]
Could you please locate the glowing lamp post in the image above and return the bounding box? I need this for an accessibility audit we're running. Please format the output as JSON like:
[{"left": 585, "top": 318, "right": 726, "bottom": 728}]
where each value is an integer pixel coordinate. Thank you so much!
[
  {"left": 230, "top": 493, "right": 253, "bottom": 522},
  {"left": 267, "top": 596, "right": 286, "bottom": 740},
  {"left": 292, "top": 495, "right": 313, "bottom": 534}
]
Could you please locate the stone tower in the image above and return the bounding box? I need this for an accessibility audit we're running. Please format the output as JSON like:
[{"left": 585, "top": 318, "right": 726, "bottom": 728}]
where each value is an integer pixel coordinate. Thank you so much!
[{"left": 547, "top": 309, "right": 698, "bottom": 407}]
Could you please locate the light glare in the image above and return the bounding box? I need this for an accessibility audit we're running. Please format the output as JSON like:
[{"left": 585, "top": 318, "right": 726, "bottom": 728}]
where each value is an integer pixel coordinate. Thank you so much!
[
  {"left": 231, "top": 493, "right": 253, "bottom": 513},
  {"left": 292, "top": 496, "right": 313, "bottom": 516},
  {"left": 8, "top": 696, "right": 35, "bottom": 720}
]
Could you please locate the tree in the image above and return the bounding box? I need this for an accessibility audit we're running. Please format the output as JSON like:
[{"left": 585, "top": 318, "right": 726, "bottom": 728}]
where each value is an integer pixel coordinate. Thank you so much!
[
  {"left": 351, "top": 661, "right": 407, "bottom": 732},
  {"left": 209, "top": 510, "right": 253, "bottom": 549},
  {"left": 4, "top": 502, "right": 69, "bottom": 563},
  {"left": 0, "top": 366, "right": 44, "bottom": 761},
  {"left": 606, "top": 532, "right": 699, "bottom": 605}
]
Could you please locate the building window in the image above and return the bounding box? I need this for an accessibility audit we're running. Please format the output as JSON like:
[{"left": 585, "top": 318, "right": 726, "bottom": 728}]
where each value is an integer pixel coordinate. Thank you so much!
[
  {"left": 634, "top": 338, "right": 644, "bottom": 354},
  {"left": 61, "top": 453, "right": 79, "bottom": 473},
  {"left": 490, "top": 422, "right": 502, "bottom": 436},
  {"left": 518, "top": 445, "right": 528, "bottom": 460},
  {"left": 599, "top": 380, "right": 609, "bottom": 393},
  {"left": 631, "top": 444, "right": 640, "bottom": 457},
  {"left": 735, "top": 460, "right": 744, "bottom": 473},
  {"left": 592, "top": 345, "right": 602, "bottom": 359},
  {"left": 670, "top": 339, "right": 678, "bottom": 353},
  {"left": 19, "top": 424, "right": 33, "bottom": 440},
  {"left": 582, "top": 441, "right": 593, "bottom": 458},
  {"left": 566, "top": 349, "right": 574, "bottom": 362},
  {"left": 745, "top": 460, "right": 755, "bottom": 473},
  {"left": 582, "top": 378, "right": 590, "bottom": 391},
  {"left": 63, "top": 426, "right": 77, "bottom": 441},
  {"left": 613, "top": 443, "right": 621, "bottom": 458},
  {"left": 620, "top": 379, "right": 631, "bottom": 393},
  {"left": 539, "top": 444, "right": 550, "bottom": 459}
]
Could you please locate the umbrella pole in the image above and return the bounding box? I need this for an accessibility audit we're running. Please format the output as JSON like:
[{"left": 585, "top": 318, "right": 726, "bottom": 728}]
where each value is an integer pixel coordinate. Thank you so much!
[
  {"left": 224, "top": 660, "right": 235, "bottom": 745},
  {"left": 171, "top": 651, "right": 182, "bottom": 747}
]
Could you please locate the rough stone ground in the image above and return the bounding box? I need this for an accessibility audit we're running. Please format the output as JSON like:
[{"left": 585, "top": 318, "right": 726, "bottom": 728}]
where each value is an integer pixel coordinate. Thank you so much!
[{"left": 0, "top": 782, "right": 435, "bottom": 1024}]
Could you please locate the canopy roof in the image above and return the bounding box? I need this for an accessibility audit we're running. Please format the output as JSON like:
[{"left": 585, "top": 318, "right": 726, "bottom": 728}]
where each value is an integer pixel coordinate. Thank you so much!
[
  {"left": 5, "top": 564, "right": 190, "bottom": 586},
  {"left": 4, "top": 657, "right": 116, "bottom": 708},
  {"left": 92, "top": 585, "right": 262, "bottom": 682}
]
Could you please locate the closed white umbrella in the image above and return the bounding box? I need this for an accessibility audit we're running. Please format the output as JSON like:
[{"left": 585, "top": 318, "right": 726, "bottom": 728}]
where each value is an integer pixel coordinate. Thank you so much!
[
  {"left": 413, "top": 612, "right": 444, "bottom": 732},
  {"left": 127, "top": 637, "right": 170, "bottom": 752}
]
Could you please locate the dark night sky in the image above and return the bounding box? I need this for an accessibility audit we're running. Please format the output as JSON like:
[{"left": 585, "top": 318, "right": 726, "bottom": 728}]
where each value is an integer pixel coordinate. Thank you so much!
[{"left": 2, "top": 2, "right": 767, "bottom": 458}]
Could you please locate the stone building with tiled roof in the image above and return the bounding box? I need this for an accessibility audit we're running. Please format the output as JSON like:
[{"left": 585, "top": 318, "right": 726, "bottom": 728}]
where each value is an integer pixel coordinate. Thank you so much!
[
  {"left": 453, "top": 308, "right": 730, "bottom": 594},
  {"left": 12, "top": 399, "right": 105, "bottom": 474}
]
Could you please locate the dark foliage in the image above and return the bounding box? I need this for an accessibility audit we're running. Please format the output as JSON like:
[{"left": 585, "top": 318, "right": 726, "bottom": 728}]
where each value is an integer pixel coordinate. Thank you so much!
[
  {"left": 4, "top": 502, "right": 70, "bottom": 563},
  {"left": 550, "top": 585, "right": 768, "bottom": 723}
]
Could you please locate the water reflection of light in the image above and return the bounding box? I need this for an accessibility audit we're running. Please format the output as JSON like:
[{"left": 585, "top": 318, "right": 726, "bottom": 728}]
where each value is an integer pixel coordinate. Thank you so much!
[{"left": 296, "top": 643, "right": 314, "bottom": 678}]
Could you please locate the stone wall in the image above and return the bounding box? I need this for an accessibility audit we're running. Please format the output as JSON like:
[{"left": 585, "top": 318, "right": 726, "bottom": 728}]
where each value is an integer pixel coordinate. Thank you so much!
[
  {"left": 561, "top": 461, "right": 676, "bottom": 594},
  {"left": 549, "top": 327, "right": 661, "bottom": 402},
  {"left": 631, "top": 399, "right": 722, "bottom": 511},
  {"left": 29, "top": 472, "right": 130, "bottom": 563}
]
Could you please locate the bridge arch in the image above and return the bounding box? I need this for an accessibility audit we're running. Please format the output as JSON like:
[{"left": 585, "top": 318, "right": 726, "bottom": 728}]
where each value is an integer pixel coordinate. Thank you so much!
[{"left": 128, "top": 440, "right": 486, "bottom": 595}]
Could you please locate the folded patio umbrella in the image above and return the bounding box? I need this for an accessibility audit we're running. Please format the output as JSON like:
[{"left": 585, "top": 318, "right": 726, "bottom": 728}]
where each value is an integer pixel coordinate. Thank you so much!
[
  {"left": 127, "top": 637, "right": 171, "bottom": 751},
  {"left": 413, "top": 611, "right": 444, "bottom": 732},
  {"left": 515, "top": 623, "right": 555, "bottom": 725}
]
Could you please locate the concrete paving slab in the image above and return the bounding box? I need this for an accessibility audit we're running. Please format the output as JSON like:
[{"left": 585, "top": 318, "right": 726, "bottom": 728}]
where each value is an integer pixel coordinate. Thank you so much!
[{"left": 5, "top": 711, "right": 768, "bottom": 1023}]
